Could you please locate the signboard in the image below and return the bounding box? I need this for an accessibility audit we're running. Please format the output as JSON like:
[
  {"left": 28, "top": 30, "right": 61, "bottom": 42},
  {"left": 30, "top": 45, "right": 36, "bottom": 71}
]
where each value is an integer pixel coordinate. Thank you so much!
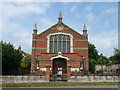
[{"left": 58, "top": 68, "right": 62, "bottom": 75}]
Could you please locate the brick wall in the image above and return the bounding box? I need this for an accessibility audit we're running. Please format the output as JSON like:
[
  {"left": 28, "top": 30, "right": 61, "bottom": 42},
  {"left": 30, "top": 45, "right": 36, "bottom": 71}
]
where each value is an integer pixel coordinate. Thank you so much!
[{"left": 31, "top": 22, "right": 89, "bottom": 75}]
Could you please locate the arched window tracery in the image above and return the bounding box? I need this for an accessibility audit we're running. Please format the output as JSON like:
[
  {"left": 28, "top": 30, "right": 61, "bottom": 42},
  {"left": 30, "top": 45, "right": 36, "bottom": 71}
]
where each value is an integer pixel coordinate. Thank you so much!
[{"left": 49, "top": 34, "right": 71, "bottom": 53}]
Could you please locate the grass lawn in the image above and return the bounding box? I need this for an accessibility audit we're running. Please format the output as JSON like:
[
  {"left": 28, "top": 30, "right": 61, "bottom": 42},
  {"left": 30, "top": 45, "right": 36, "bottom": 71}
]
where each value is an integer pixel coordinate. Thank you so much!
[{"left": 2, "top": 82, "right": 119, "bottom": 87}]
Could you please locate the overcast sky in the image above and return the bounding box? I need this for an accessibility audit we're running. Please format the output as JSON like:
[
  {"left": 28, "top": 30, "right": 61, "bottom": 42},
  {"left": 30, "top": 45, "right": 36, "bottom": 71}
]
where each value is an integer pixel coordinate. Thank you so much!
[{"left": 1, "top": 1, "right": 118, "bottom": 57}]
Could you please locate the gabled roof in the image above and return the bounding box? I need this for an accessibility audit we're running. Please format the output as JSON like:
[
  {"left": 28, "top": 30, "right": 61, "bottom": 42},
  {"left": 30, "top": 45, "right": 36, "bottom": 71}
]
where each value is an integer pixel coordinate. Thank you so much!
[{"left": 37, "top": 22, "right": 83, "bottom": 37}]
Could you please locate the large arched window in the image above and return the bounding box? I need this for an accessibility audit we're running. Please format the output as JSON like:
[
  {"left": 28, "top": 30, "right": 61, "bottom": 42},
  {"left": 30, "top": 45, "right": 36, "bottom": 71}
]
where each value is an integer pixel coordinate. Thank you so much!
[{"left": 47, "top": 32, "right": 73, "bottom": 53}]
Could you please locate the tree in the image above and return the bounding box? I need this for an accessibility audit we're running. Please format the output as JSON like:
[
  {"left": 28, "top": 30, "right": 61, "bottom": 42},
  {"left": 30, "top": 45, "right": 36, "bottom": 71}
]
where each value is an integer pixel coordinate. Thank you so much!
[
  {"left": 88, "top": 42, "right": 111, "bottom": 74},
  {"left": 97, "top": 54, "right": 109, "bottom": 65},
  {"left": 109, "top": 48, "right": 120, "bottom": 64},
  {"left": 89, "top": 58, "right": 96, "bottom": 73},
  {"left": 1, "top": 41, "right": 23, "bottom": 75},
  {"left": 20, "top": 55, "right": 31, "bottom": 68},
  {"left": 88, "top": 42, "right": 99, "bottom": 73},
  {"left": 88, "top": 42, "right": 99, "bottom": 60}
]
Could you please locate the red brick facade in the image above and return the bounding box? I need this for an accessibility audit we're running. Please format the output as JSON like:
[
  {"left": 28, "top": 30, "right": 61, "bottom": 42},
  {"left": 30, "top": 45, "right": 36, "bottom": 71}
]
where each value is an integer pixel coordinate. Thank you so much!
[{"left": 30, "top": 12, "right": 89, "bottom": 80}]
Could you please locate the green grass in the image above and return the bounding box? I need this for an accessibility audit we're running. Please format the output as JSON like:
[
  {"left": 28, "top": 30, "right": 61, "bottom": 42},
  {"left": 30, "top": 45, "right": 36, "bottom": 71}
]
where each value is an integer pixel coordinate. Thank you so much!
[{"left": 2, "top": 82, "right": 118, "bottom": 87}]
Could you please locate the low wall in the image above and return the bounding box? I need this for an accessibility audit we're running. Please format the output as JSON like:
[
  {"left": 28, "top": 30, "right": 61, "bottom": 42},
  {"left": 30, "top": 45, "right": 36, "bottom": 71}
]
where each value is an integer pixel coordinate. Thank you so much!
[
  {"left": 69, "top": 76, "right": 119, "bottom": 82},
  {"left": 0, "top": 76, "right": 119, "bottom": 84},
  {"left": 1, "top": 76, "right": 49, "bottom": 84}
]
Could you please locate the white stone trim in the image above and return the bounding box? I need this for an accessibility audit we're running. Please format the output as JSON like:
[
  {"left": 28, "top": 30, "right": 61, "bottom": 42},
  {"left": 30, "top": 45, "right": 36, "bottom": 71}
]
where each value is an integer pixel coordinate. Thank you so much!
[
  {"left": 71, "top": 68, "right": 79, "bottom": 72},
  {"left": 40, "top": 68, "right": 46, "bottom": 71},
  {"left": 51, "top": 54, "right": 69, "bottom": 60},
  {"left": 47, "top": 32, "right": 74, "bottom": 53}
]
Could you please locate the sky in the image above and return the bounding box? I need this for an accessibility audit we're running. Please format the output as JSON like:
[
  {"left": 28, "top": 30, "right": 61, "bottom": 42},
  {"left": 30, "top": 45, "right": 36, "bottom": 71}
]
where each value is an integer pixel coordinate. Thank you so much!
[{"left": 1, "top": 2, "right": 118, "bottom": 57}]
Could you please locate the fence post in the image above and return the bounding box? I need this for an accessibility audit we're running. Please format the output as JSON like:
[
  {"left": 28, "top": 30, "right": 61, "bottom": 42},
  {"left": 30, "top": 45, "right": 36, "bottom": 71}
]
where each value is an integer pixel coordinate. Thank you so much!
[
  {"left": 67, "top": 64, "right": 71, "bottom": 80},
  {"left": 46, "top": 64, "right": 50, "bottom": 81}
]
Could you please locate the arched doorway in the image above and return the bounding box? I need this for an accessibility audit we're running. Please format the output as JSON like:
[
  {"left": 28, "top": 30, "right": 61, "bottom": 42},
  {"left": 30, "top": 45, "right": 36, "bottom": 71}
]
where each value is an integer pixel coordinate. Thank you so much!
[{"left": 52, "top": 58, "right": 67, "bottom": 75}]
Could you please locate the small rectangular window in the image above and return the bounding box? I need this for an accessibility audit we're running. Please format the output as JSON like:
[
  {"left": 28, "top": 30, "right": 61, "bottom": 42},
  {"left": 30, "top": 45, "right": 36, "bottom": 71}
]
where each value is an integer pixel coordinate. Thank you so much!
[
  {"left": 37, "top": 62, "right": 39, "bottom": 69},
  {"left": 80, "top": 62, "right": 83, "bottom": 69}
]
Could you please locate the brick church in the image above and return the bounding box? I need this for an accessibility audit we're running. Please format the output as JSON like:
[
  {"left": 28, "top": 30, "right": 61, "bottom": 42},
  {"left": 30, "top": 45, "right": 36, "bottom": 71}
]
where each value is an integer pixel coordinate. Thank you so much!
[{"left": 30, "top": 12, "right": 89, "bottom": 80}]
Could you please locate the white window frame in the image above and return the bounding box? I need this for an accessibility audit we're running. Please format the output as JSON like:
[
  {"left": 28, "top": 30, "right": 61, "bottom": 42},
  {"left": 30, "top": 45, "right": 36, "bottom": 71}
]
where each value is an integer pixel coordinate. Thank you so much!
[{"left": 47, "top": 32, "right": 73, "bottom": 53}]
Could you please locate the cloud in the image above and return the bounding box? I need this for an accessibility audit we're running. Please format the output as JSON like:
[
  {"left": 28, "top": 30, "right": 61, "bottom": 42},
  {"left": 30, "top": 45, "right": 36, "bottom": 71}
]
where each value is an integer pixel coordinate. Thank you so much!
[
  {"left": 89, "top": 29, "right": 118, "bottom": 57},
  {"left": 70, "top": 5, "right": 77, "bottom": 12},
  {"left": 86, "top": 12, "right": 96, "bottom": 22},
  {"left": 104, "top": 20, "right": 109, "bottom": 28},
  {"left": 105, "top": 8, "right": 117, "bottom": 14},
  {"left": 2, "top": 2, "right": 51, "bottom": 53},
  {"left": 87, "top": 25, "right": 92, "bottom": 31},
  {"left": 97, "top": 20, "right": 109, "bottom": 29},
  {"left": 2, "top": 19, "right": 32, "bottom": 53},
  {"left": 3, "top": 2, "right": 50, "bottom": 18},
  {"left": 75, "top": 14, "right": 80, "bottom": 18},
  {"left": 85, "top": 3, "right": 94, "bottom": 11},
  {"left": 37, "top": 18, "right": 55, "bottom": 33}
]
